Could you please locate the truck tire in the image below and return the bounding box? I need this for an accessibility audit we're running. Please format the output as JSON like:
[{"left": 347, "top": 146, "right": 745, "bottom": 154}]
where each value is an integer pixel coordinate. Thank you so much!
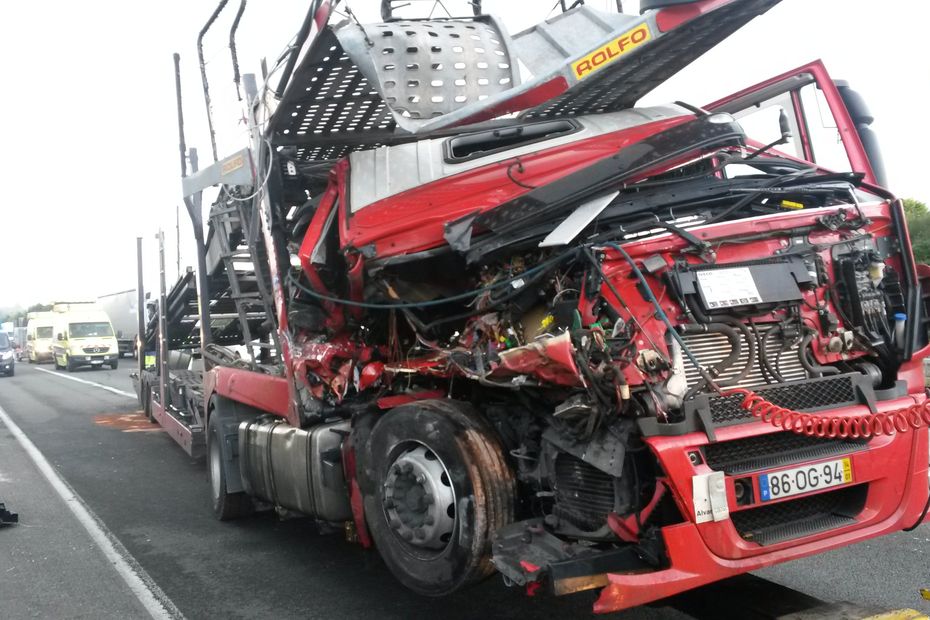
[
  {"left": 207, "top": 410, "right": 252, "bottom": 521},
  {"left": 110, "top": 359, "right": 119, "bottom": 370},
  {"left": 142, "top": 380, "right": 155, "bottom": 423},
  {"left": 357, "top": 399, "right": 515, "bottom": 597}
]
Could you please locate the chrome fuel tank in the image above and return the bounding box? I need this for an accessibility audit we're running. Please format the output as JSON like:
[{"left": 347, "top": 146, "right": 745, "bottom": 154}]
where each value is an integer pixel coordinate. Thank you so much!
[{"left": 238, "top": 419, "right": 352, "bottom": 522}]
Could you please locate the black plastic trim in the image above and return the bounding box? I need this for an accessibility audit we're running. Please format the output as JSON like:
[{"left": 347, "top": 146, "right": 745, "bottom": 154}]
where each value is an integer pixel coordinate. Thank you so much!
[
  {"left": 640, "top": 0, "right": 701, "bottom": 11},
  {"left": 442, "top": 119, "right": 580, "bottom": 164},
  {"left": 637, "top": 372, "right": 895, "bottom": 439}
]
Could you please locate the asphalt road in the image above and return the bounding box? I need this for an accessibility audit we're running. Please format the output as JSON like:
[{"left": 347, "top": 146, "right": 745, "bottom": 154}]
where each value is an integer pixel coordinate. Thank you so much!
[{"left": 0, "top": 361, "right": 928, "bottom": 619}]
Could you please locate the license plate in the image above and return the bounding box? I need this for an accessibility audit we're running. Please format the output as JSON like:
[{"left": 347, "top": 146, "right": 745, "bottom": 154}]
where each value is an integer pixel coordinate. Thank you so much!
[{"left": 759, "top": 458, "right": 853, "bottom": 501}]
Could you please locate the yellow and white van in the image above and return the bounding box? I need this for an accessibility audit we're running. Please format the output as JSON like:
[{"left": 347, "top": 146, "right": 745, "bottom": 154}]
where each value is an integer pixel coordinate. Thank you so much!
[
  {"left": 26, "top": 312, "right": 56, "bottom": 363},
  {"left": 51, "top": 307, "right": 120, "bottom": 371}
]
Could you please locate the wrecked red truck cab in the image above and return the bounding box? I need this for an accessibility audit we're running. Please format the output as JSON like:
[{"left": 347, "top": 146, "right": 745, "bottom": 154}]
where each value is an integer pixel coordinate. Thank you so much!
[{"left": 173, "top": 0, "right": 930, "bottom": 613}]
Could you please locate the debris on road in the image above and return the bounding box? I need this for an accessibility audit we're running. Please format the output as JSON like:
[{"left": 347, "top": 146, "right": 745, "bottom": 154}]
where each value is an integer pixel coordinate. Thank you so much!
[{"left": 0, "top": 501, "right": 18, "bottom": 526}]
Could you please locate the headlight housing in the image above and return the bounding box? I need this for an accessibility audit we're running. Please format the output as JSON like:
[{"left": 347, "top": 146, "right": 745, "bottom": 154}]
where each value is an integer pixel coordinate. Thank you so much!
[{"left": 1, "top": 351, "right": 13, "bottom": 360}]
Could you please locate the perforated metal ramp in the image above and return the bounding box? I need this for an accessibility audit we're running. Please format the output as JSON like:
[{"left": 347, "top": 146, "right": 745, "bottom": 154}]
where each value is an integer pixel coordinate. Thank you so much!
[{"left": 270, "top": 0, "right": 782, "bottom": 162}]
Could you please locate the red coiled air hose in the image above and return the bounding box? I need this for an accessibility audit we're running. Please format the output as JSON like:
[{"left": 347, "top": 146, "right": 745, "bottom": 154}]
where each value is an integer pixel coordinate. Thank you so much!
[{"left": 724, "top": 388, "right": 930, "bottom": 439}]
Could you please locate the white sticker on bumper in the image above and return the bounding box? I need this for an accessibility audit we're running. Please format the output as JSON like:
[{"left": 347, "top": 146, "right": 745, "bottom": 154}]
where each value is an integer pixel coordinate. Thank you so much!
[{"left": 692, "top": 471, "right": 729, "bottom": 524}]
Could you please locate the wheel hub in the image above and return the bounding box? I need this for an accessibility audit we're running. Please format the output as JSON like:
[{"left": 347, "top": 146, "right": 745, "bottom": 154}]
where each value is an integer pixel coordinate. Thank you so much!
[{"left": 383, "top": 445, "right": 455, "bottom": 549}]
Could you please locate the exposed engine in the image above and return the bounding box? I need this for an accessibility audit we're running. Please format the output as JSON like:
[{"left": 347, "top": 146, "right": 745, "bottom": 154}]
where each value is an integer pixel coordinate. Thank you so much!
[{"left": 277, "top": 129, "right": 921, "bottom": 564}]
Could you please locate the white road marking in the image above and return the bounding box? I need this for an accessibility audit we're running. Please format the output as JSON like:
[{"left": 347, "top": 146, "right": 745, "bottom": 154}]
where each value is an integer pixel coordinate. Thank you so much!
[
  {"left": 0, "top": 403, "right": 183, "bottom": 620},
  {"left": 33, "top": 366, "right": 136, "bottom": 399}
]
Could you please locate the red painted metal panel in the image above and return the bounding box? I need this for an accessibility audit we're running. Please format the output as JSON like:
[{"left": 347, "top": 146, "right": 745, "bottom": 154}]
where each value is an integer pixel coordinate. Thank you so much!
[
  {"left": 341, "top": 116, "right": 691, "bottom": 258},
  {"left": 210, "top": 366, "right": 291, "bottom": 420},
  {"left": 655, "top": 0, "right": 740, "bottom": 33},
  {"left": 593, "top": 419, "right": 929, "bottom": 613},
  {"left": 152, "top": 400, "right": 203, "bottom": 459}
]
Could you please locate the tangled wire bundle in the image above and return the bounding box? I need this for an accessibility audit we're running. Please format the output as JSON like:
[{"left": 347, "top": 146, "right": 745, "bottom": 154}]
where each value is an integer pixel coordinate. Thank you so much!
[{"left": 725, "top": 388, "right": 930, "bottom": 439}]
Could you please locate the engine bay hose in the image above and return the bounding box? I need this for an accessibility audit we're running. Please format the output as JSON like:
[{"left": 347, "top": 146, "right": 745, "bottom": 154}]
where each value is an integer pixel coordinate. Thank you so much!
[
  {"left": 724, "top": 387, "right": 930, "bottom": 439},
  {"left": 597, "top": 243, "right": 930, "bottom": 441},
  {"left": 598, "top": 243, "right": 711, "bottom": 381}
]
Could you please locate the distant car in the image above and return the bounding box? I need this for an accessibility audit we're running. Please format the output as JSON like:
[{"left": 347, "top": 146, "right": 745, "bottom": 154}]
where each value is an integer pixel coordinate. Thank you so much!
[{"left": 0, "top": 333, "right": 14, "bottom": 376}]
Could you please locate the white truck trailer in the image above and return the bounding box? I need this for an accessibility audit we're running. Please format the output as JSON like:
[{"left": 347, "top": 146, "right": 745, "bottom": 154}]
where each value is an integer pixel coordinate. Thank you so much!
[{"left": 97, "top": 289, "right": 139, "bottom": 358}]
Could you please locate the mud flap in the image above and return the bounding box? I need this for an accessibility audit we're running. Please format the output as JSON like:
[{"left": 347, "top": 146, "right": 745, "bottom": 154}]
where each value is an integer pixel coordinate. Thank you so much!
[{"left": 210, "top": 397, "right": 257, "bottom": 495}]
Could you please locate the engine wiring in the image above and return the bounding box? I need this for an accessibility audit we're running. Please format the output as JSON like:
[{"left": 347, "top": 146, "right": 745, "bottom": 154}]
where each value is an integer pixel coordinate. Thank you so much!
[
  {"left": 286, "top": 247, "right": 580, "bottom": 310},
  {"left": 594, "top": 240, "right": 930, "bottom": 443}
]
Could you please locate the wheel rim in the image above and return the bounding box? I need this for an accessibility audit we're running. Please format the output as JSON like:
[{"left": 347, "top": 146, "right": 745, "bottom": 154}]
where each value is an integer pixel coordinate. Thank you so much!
[
  {"left": 382, "top": 444, "right": 456, "bottom": 550},
  {"left": 209, "top": 434, "right": 222, "bottom": 500}
]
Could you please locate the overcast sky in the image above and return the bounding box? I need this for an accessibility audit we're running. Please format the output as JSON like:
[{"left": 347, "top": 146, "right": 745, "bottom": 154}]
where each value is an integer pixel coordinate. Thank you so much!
[{"left": 1, "top": 0, "right": 927, "bottom": 308}]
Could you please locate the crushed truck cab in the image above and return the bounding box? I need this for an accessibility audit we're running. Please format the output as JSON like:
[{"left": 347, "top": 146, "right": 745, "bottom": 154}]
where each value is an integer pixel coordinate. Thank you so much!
[{"left": 145, "top": 0, "right": 930, "bottom": 614}]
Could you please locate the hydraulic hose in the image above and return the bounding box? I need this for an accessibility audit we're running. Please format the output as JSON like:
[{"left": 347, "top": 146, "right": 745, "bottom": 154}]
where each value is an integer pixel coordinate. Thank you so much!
[
  {"left": 679, "top": 323, "right": 741, "bottom": 379},
  {"left": 759, "top": 323, "right": 786, "bottom": 383},
  {"left": 798, "top": 332, "right": 841, "bottom": 378},
  {"left": 725, "top": 387, "right": 930, "bottom": 439},
  {"left": 682, "top": 294, "right": 757, "bottom": 386},
  {"left": 679, "top": 323, "right": 741, "bottom": 398}
]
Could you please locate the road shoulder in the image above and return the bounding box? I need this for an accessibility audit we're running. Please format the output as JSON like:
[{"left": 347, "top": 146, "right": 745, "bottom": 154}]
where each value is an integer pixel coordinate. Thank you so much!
[{"left": 0, "top": 409, "right": 175, "bottom": 619}]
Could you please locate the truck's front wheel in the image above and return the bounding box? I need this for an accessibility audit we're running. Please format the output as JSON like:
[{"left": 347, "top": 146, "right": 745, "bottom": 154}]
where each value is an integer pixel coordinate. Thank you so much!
[{"left": 358, "top": 400, "right": 515, "bottom": 596}]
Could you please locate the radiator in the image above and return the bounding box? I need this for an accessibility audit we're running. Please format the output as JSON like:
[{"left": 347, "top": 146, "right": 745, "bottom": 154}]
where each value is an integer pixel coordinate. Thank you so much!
[{"left": 679, "top": 325, "right": 808, "bottom": 389}]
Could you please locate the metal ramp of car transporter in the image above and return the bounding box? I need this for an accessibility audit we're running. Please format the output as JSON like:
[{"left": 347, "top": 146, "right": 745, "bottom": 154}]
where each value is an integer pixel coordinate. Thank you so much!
[
  {"left": 268, "top": 0, "right": 781, "bottom": 163},
  {"left": 136, "top": 192, "right": 277, "bottom": 458}
]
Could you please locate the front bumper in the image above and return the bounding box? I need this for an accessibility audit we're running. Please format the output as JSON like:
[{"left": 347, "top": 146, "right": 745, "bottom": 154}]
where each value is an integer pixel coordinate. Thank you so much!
[
  {"left": 0, "top": 358, "right": 13, "bottom": 372},
  {"left": 592, "top": 393, "right": 930, "bottom": 613},
  {"left": 69, "top": 354, "right": 118, "bottom": 367}
]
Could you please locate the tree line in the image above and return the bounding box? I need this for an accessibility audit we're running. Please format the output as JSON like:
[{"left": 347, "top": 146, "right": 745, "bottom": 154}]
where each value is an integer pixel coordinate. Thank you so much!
[
  {"left": 904, "top": 198, "right": 930, "bottom": 264},
  {"left": 0, "top": 303, "right": 53, "bottom": 325}
]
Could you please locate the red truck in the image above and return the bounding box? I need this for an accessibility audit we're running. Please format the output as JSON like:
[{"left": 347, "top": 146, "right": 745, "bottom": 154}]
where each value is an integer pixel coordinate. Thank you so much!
[{"left": 135, "top": 0, "right": 930, "bottom": 613}]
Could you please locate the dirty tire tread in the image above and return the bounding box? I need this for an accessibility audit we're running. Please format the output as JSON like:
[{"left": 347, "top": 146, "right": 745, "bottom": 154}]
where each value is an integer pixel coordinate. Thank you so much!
[
  {"left": 359, "top": 399, "right": 515, "bottom": 596},
  {"left": 467, "top": 427, "right": 514, "bottom": 578}
]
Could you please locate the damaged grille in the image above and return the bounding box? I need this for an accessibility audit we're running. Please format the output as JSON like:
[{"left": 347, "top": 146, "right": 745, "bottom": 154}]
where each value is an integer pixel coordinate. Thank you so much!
[
  {"left": 680, "top": 326, "right": 807, "bottom": 390},
  {"left": 553, "top": 454, "right": 616, "bottom": 531},
  {"left": 704, "top": 432, "right": 868, "bottom": 476},
  {"left": 706, "top": 374, "right": 859, "bottom": 425},
  {"left": 731, "top": 484, "right": 866, "bottom": 546}
]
